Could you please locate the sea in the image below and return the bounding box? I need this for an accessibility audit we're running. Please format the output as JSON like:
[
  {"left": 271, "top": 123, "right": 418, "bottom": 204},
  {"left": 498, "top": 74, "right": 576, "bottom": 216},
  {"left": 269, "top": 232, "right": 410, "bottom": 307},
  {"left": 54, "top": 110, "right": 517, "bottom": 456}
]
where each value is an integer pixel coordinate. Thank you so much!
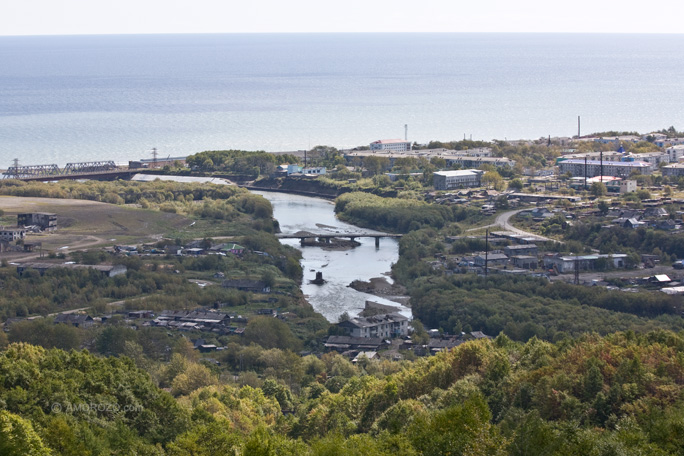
[{"left": 1, "top": 33, "right": 684, "bottom": 167}]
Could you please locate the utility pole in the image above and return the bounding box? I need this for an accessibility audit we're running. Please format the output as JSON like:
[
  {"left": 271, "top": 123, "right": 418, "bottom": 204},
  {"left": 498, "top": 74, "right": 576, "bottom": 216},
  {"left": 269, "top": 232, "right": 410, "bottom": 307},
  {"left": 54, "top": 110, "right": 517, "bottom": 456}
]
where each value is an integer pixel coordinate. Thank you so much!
[{"left": 485, "top": 229, "right": 489, "bottom": 281}]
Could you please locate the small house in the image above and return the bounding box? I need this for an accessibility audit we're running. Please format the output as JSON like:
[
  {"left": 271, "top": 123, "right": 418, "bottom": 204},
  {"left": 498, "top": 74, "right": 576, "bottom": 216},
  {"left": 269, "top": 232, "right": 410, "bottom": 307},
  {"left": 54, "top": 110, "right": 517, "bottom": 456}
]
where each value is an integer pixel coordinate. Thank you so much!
[{"left": 54, "top": 313, "right": 94, "bottom": 328}]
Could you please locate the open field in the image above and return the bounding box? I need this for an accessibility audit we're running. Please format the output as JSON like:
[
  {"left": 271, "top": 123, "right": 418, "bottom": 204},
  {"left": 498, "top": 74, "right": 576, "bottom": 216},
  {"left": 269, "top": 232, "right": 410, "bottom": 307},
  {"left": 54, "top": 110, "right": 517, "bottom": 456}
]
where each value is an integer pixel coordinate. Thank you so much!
[{"left": 0, "top": 196, "right": 192, "bottom": 257}]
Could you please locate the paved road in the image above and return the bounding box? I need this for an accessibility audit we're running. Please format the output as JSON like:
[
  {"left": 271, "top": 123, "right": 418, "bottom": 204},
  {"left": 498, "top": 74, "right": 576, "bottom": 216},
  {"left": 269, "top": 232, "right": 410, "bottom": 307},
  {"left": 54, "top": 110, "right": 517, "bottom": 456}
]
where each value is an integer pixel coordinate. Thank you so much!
[{"left": 468, "top": 209, "right": 552, "bottom": 242}]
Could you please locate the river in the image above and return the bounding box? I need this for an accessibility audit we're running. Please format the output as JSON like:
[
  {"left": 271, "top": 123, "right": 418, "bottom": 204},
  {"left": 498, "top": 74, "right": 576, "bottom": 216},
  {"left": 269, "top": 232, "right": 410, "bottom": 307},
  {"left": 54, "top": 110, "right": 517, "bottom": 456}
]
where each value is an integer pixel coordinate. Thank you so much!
[{"left": 252, "top": 191, "right": 411, "bottom": 322}]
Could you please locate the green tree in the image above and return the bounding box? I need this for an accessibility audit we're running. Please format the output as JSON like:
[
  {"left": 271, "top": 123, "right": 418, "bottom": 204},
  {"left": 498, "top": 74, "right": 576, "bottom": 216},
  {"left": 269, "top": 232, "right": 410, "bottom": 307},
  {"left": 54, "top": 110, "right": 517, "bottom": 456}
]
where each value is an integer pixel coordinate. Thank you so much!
[
  {"left": 508, "top": 178, "right": 524, "bottom": 191},
  {"left": 590, "top": 182, "right": 607, "bottom": 197},
  {"left": 482, "top": 171, "right": 504, "bottom": 191},
  {"left": 244, "top": 317, "right": 302, "bottom": 351},
  {"left": 0, "top": 411, "right": 51, "bottom": 456},
  {"left": 364, "top": 156, "right": 391, "bottom": 176}
]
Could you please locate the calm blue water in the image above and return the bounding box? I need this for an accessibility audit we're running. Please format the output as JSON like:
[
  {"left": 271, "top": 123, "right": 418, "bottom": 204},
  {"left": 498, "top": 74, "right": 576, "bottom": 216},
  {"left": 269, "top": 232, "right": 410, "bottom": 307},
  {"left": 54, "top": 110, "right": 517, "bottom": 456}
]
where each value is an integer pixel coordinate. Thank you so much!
[{"left": 1, "top": 33, "right": 683, "bottom": 167}]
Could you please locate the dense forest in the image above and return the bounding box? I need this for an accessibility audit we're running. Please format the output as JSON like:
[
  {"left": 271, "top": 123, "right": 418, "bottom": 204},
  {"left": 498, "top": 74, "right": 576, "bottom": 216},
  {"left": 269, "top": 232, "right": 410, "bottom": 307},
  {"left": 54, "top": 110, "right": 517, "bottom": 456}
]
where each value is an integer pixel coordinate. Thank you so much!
[{"left": 4, "top": 329, "right": 684, "bottom": 454}]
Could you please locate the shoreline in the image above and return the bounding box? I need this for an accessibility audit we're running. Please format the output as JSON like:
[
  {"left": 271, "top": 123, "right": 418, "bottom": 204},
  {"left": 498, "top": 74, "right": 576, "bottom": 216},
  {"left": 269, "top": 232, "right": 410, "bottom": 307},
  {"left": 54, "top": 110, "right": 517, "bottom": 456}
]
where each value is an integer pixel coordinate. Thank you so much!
[{"left": 349, "top": 276, "right": 410, "bottom": 306}]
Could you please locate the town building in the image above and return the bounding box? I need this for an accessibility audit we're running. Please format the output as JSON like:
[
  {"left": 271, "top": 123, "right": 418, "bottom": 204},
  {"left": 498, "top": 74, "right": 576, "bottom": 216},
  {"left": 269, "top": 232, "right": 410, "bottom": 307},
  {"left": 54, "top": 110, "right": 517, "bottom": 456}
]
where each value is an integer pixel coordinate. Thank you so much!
[
  {"left": 343, "top": 148, "right": 515, "bottom": 171},
  {"left": 666, "top": 145, "right": 684, "bottom": 163},
  {"left": 543, "top": 254, "right": 628, "bottom": 273},
  {"left": 324, "top": 335, "right": 384, "bottom": 352},
  {"left": 54, "top": 314, "right": 94, "bottom": 328},
  {"left": 662, "top": 163, "right": 684, "bottom": 177},
  {"left": 336, "top": 313, "right": 410, "bottom": 338},
  {"left": 433, "top": 170, "right": 484, "bottom": 190},
  {"left": 569, "top": 176, "right": 637, "bottom": 194},
  {"left": 17, "top": 213, "right": 57, "bottom": 231},
  {"left": 557, "top": 158, "right": 652, "bottom": 178},
  {"left": 511, "top": 255, "right": 538, "bottom": 269},
  {"left": 301, "top": 166, "right": 326, "bottom": 175},
  {"left": 655, "top": 137, "right": 684, "bottom": 148},
  {"left": 592, "top": 136, "right": 641, "bottom": 144},
  {"left": 504, "top": 244, "right": 539, "bottom": 257},
  {"left": 474, "top": 253, "right": 509, "bottom": 268},
  {"left": 442, "top": 156, "right": 515, "bottom": 169},
  {"left": 370, "top": 139, "right": 412, "bottom": 152},
  {"left": 0, "top": 227, "right": 26, "bottom": 242}
]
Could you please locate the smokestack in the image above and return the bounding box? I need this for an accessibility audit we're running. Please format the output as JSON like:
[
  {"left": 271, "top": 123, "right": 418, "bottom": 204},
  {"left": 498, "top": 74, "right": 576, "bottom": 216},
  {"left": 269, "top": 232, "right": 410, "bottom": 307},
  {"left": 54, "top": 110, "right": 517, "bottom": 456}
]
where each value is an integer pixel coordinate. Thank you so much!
[{"left": 578, "top": 116, "right": 581, "bottom": 138}]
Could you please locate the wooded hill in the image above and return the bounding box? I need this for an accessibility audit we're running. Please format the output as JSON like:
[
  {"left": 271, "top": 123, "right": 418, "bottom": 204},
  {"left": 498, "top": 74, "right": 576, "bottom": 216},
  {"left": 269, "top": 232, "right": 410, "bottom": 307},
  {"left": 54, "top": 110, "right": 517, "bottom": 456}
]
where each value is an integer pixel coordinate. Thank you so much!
[{"left": 4, "top": 329, "right": 684, "bottom": 454}]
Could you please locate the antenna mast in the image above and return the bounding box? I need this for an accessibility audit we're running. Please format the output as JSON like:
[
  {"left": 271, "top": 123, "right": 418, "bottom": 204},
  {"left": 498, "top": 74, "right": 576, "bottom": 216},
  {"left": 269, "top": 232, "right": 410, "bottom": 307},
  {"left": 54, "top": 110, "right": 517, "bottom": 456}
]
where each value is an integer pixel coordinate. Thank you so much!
[{"left": 151, "top": 148, "right": 158, "bottom": 168}]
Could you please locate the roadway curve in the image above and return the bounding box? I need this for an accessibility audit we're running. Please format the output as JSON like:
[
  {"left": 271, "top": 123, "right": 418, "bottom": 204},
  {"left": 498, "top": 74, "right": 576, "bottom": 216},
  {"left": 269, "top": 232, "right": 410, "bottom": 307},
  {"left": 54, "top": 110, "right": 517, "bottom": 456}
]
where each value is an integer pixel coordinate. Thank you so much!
[{"left": 469, "top": 208, "right": 553, "bottom": 242}]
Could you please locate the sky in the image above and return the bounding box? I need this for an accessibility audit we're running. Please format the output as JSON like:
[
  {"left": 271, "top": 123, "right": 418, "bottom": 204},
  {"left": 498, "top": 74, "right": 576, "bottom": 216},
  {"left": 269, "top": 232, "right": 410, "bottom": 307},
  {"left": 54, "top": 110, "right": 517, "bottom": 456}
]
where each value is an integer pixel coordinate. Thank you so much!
[{"left": 2, "top": 0, "right": 683, "bottom": 36}]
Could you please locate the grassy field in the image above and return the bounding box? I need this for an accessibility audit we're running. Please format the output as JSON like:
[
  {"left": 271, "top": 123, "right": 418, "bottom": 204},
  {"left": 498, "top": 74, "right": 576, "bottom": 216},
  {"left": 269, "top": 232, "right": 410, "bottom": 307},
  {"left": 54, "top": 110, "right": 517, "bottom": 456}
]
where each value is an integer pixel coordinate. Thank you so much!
[{"left": 0, "top": 196, "right": 192, "bottom": 252}]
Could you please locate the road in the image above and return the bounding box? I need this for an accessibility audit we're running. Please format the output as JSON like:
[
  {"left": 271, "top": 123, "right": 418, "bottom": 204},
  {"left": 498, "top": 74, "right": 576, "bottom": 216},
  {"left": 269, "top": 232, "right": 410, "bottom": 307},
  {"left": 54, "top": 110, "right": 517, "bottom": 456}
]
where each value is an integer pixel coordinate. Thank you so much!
[{"left": 468, "top": 209, "right": 552, "bottom": 242}]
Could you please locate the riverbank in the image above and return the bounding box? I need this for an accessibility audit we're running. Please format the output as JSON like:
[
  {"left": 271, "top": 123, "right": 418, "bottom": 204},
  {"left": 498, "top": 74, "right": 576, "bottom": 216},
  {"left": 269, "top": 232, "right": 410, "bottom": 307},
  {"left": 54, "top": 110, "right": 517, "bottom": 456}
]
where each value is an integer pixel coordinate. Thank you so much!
[
  {"left": 255, "top": 191, "right": 408, "bottom": 321},
  {"left": 244, "top": 177, "right": 343, "bottom": 200},
  {"left": 349, "top": 277, "right": 410, "bottom": 306}
]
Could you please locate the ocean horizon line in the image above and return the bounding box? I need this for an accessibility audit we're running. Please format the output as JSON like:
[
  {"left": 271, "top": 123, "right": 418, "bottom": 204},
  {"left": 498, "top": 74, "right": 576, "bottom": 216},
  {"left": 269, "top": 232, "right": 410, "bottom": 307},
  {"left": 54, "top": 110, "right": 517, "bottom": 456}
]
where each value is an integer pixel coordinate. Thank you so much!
[{"left": 2, "top": 31, "right": 684, "bottom": 38}]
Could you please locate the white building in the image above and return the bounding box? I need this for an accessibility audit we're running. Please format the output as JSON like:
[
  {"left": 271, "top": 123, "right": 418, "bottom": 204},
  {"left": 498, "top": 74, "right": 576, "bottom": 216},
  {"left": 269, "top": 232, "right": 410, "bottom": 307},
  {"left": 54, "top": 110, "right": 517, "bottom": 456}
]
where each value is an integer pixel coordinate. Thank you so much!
[
  {"left": 301, "top": 167, "right": 326, "bottom": 175},
  {"left": 557, "top": 159, "right": 652, "bottom": 178},
  {"left": 369, "top": 139, "right": 412, "bottom": 152},
  {"left": 593, "top": 136, "right": 641, "bottom": 144},
  {"left": 337, "top": 313, "right": 410, "bottom": 338},
  {"left": 544, "top": 254, "right": 628, "bottom": 273},
  {"left": 433, "top": 170, "right": 484, "bottom": 190},
  {"left": 666, "top": 145, "right": 684, "bottom": 163}
]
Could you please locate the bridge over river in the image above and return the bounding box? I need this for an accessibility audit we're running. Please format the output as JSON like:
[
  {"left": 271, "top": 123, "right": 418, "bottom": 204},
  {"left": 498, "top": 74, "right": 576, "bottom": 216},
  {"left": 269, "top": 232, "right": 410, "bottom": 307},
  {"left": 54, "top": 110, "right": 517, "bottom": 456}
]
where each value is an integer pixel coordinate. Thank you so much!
[
  {"left": 1, "top": 161, "right": 144, "bottom": 181},
  {"left": 277, "top": 230, "right": 402, "bottom": 247}
]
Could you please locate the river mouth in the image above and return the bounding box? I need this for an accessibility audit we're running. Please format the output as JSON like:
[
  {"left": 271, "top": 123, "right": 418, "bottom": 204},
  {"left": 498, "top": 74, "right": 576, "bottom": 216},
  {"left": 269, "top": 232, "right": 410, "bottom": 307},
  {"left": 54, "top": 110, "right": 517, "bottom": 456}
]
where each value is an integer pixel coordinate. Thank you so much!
[{"left": 252, "top": 190, "right": 411, "bottom": 322}]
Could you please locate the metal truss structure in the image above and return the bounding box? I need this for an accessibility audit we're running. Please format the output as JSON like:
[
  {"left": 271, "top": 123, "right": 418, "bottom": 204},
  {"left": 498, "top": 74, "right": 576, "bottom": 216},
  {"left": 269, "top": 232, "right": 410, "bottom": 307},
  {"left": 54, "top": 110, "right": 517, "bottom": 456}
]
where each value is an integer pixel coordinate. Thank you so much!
[
  {"left": 2, "top": 164, "right": 60, "bottom": 179},
  {"left": 63, "top": 161, "right": 117, "bottom": 174},
  {"left": 2, "top": 161, "right": 118, "bottom": 179}
]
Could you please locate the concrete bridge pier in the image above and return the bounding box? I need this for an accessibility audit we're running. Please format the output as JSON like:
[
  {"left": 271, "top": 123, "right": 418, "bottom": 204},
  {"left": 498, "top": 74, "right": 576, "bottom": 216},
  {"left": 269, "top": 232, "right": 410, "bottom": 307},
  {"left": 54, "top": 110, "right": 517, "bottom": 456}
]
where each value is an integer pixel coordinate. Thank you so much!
[{"left": 374, "top": 236, "right": 380, "bottom": 248}]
